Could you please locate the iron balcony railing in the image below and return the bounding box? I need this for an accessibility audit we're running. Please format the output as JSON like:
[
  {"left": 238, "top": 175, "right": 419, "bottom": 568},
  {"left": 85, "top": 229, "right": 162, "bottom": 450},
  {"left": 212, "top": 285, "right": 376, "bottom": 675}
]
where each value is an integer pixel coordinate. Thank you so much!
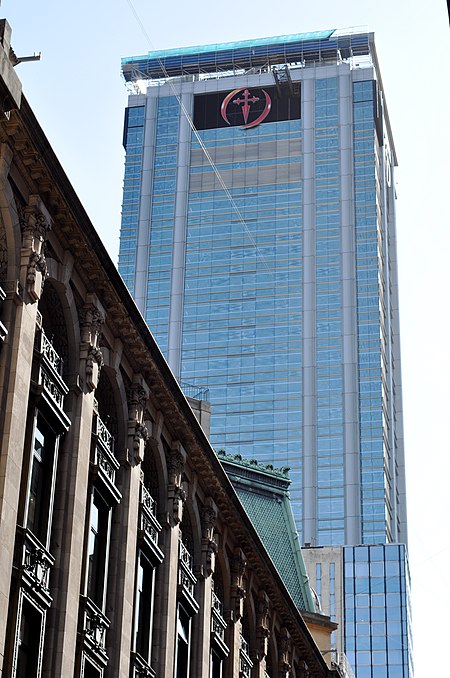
[
  {"left": 178, "top": 540, "right": 196, "bottom": 598},
  {"left": 91, "top": 407, "right": 120, "bottom": 489},
  {"left": 179, "top": 380, "right": 209, "bottom": 401},
  {"left": 33, "top": 327, "right": 69, "bottom": 415},
  {"left": 239, "top": 634, "right": 253, "bottom": 678},
  {"left": 139, "top": 483, "right": 161, "bottom": 546},
  {"left": 211, "top": 590, "right": 227, "bottom": 644}
]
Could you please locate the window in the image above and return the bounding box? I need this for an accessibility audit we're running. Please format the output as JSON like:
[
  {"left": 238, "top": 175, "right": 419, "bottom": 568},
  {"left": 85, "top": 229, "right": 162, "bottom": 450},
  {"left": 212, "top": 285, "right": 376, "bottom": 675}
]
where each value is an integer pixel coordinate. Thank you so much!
[
  {"left": 210, "top": 648, "right": 222, "bottom": 678},
  {"left": 83, "top": 659, "right": 102, "bottom": 678},
  {"left": 176, "top": 606, "right": 190, "bottom": 678},
  {"left": 134, "top": 553, "right": 154, "bottom": 661},
  {"left": 27, "top": 416, "right": 57, "bottom": 546},
  {"left": 16, "top": 599, "right": 42, "bottom": 678},
  {"left": 86, "top": 489, "right": 110, "bottom": 610}
]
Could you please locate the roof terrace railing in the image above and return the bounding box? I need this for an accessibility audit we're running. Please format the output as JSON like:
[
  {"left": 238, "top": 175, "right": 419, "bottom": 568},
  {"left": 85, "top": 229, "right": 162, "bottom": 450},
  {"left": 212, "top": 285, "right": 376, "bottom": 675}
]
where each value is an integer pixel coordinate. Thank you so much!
[{"left": 122, "top": 31, "right": 371, "bottom": 84}]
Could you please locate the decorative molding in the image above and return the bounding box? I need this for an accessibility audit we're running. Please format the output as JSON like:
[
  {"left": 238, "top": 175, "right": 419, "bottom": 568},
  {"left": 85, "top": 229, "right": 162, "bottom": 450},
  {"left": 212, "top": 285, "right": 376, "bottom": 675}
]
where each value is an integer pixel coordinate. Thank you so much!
[
  {"left": 17, "top": 196, "right": 52, "bottom": 301},
  {"left": 127, "top": 383, "right": 149, "bottom": 464},
  {"left": 230, "top": 547, "right": 246, "bottom": 621},
  {"left": 200, "top": 500, "right": 218, "bottom": 578},
  {"left": 167, "top": 443, "right": 187, "bottom": 526},
  {"left": 256, "top": 589, "right": 270, "bottom": 660},
  {"left": 79, "top": 303, "right": 104, "bottom": 346},
  {"left": 86, "top": 345, "right": 104, "bottom": 390},
  {"left": 20, "top": 195, "right": 52, "bottom": 242},
  {"left": 277, "top": 627, "right": 292, "bottom": 677},
  {"left": 79, "top": 300, "right": 104, "bottom": 391}
]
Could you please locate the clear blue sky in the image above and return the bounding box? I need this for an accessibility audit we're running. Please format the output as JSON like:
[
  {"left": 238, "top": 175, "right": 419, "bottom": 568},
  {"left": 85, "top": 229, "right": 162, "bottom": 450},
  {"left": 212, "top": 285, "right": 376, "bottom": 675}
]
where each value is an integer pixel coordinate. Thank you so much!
[{"left": 5, "top": 1, "right": 450, "bottom": 675}]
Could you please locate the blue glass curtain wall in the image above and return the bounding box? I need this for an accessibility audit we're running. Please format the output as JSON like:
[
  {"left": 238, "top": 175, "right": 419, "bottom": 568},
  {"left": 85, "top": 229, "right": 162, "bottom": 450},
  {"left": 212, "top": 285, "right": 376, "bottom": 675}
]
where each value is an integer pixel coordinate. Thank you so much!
[
  {"left": 145, "top": 96, "right": 180, "bottom": 356},
  {"left": 119, "top": 106, "right": 146, "bottom": 294},
  {"left": 344, "top": 544, "right": 412, "bottom": 678},
  {"left": 352, "top": 82, "right": 389, "bottom": 544},
  {"left": 181, "top": 119, "right": 304, "bottom": 520},
  {"left": 314, "top": 77, "right": 345, "bottom": 546}
]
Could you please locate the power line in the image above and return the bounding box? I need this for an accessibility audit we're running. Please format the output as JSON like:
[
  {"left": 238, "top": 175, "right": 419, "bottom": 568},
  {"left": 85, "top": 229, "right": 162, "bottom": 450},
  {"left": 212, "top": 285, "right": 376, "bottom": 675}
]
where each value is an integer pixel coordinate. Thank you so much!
[{"left": 124, "top": 0, "right": 273, "bottom": 273}]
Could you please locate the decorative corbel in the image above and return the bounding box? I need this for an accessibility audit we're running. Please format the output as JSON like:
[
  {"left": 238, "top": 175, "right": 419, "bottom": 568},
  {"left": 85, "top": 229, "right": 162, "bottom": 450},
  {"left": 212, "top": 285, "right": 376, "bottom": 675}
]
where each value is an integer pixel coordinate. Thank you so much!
[
  {"left": 79, "top": 300, "right": 104, "bottom": 391},
  {"left": 256, "top": 589, "right": 270, "bottom": 660},
  {"left": 167, "top": 443, "right": 187, "bottom": 526},
  {"left": 200, "top": 499, "right": 218, "bottom": 578},
  {"left": 277, "top": 627, "right": 292, "bottom": 677},
  {"left": 230, "top": 547, "right": 246, "bottom": 622},
  {"left": 127, "top": 382, "right": 148, "bottom": 464},
  {"left": 296, "top": 660, "right": 310, "bottom": 678},
  {"left": 19, "top": 195, "right": 52, "bottom": 301}
]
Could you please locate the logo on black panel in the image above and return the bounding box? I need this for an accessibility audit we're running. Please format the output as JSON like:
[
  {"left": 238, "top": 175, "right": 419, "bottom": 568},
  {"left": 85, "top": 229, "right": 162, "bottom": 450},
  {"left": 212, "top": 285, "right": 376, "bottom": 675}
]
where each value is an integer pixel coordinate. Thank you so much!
[{"left": 220, "top": 88, "right": 272, "bottom": 129}]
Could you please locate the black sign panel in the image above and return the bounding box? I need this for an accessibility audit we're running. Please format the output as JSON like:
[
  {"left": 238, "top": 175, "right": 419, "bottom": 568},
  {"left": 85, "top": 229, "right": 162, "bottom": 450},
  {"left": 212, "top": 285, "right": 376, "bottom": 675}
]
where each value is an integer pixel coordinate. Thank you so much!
[{"left": 193, "top": 84, "right": 300, "bottom": 131}]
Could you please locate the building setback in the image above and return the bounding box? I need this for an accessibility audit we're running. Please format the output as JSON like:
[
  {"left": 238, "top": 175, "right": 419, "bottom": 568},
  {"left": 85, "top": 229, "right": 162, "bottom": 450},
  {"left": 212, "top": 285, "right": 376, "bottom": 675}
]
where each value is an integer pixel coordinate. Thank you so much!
[
  {"left": 119, "top": 29, "right": 412, "bottom": 677},
  {"left": 0, "top": 21, "right": 342, "bottom": 678}
]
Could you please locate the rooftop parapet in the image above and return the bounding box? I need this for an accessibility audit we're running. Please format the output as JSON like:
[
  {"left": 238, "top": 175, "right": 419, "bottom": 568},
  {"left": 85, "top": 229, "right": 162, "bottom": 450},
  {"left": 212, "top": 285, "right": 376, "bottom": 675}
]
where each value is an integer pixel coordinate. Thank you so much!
[{"left": 121, "top": 30, "right": 372, "bottom": 83}]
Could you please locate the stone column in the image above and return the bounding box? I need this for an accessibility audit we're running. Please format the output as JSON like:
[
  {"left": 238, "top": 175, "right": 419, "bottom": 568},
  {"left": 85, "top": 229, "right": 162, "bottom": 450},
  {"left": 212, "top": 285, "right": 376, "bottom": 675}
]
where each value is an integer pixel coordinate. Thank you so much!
[
  {"left": 191, "top": 499, "right": 217, "bottom": 677},
  {"left": 255, "top": 589, "right": 270, "bottom": 677},
  {"left": 0, "top": 191, "right": 50, "bottom": 675},
  {"left": 152, "top": 441, "right": 186, "bottom": 676},
  {"left": 225, "top": 547, "right": 246, "bottom": 678},
  {"left": 44, "top": 297, "right": 104, "bottom": 678},
  {"left": 277, "top": 627, "right": 292, "bottom": 678},
  {"left": 107, "top": 379, "right": 148, "bottom": 676}
]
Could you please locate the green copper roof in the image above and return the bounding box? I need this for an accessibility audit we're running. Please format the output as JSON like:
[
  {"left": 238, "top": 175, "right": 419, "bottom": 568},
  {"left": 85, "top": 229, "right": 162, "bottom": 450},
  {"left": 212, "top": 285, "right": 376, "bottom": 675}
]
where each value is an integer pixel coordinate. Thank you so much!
[{"left": 218, "top": 452, "right": 315, "bottom": 612}]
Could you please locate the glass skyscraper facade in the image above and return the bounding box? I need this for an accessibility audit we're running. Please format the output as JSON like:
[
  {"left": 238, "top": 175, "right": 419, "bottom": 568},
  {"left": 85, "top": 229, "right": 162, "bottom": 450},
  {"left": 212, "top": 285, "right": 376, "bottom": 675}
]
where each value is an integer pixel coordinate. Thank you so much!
[
  {"left": 119, "top": 30, "right": 412, "bottom": 676},
  {"left": 344, "top": 545, "right": 413, "bottom": 678}
]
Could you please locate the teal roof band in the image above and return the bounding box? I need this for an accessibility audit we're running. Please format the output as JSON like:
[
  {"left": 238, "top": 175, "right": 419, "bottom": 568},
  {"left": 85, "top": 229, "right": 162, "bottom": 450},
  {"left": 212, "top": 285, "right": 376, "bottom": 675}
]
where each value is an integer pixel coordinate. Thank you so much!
[
  {"left": 122, "top": 30, "right": 335, "bottom": 65},
  {"left": 121, "top": 30, "right": 370, "bottom": 82}
]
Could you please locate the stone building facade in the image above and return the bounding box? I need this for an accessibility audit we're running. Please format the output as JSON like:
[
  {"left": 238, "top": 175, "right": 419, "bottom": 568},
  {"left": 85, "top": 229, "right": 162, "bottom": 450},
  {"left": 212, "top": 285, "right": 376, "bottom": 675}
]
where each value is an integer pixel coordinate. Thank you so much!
[{"left": 0, "top": 20, "right": 342, "bottom": 678}]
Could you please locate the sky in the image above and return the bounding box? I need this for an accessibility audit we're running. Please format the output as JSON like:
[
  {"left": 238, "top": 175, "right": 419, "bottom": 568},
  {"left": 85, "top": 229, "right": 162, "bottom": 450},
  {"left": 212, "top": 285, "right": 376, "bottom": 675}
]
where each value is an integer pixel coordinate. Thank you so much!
[{"left": 4, "top": 0, "right": 450, "bottom": 675}]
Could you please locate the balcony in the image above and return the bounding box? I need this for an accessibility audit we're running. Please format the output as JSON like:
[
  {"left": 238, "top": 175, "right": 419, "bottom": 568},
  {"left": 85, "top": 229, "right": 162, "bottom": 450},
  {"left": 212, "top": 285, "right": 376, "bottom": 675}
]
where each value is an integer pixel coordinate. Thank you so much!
[
  {"left": 239, "top": 634, "right": 253, "bottom": 678},
  {"left": 211, "top": 590, "right": 229, "bottom": 658},
  {"left": 79, "top": 596, "right": 110, "bottom": 667},
  {"left": 138, "top": 483, "right": 163, "bottom": 563},
  {"left": 179, "top": 380, "right": 209, "bottom": 401},
  {"left": 131, "top": 652, "right": 156, "bottom": 678},
  {"left": 178, "top": 540, "right": 199, "bottom": 615},
  {"left": 15, "top": 526, "right": 54, "bottom": 608},
  {"left": 90, "top": 408, "right": 121, "bottom": 504},
  {"left": 32, "top": 327, "right": 70, "bottom": 429}
]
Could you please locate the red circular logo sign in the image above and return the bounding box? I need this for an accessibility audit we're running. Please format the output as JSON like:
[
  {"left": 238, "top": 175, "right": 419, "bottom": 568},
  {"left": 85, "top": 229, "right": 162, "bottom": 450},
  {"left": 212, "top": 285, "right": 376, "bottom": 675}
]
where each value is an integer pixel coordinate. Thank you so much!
[{"left": 220, "top": 88, "right": 272, "bottom": 129}]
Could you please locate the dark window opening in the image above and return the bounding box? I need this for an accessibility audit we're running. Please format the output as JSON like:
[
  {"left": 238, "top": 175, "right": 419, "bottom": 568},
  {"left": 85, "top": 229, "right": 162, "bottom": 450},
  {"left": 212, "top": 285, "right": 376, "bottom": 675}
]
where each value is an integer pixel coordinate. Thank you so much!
[
  {"left": 87, "top": 489, "right": 110, "bottom": 610},
  {"left": 16, "top": 599, "right": 41, "bottom": 678},
  {"left": 83, "top": 658, "right": 102, "bottom": 678},
  {"left": 211, "top": 648, "right": 222, "bottom": 678},
  {"left": 135, "top": 553, "right": 154, "bottom": 661},
  {"left": 27, "top": 415, "right": 57, "bottom": 546},
  {"left": 176, "top": 606, "right": 190, "bottom": 678}
]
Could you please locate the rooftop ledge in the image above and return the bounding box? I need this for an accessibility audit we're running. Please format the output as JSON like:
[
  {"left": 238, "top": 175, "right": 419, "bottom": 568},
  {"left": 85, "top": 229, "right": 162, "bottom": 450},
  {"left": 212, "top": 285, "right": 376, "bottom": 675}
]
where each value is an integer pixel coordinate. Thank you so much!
[{"left": 121, "top": 29, "right": 373, "bottom": 82}]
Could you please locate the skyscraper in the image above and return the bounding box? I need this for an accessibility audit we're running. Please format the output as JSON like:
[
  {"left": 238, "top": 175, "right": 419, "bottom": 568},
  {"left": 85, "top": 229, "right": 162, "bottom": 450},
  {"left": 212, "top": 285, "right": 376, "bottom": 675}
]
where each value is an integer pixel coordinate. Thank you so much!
[
  {"left": 119, "top": 29, "right": 406, "bottom": 550},
  {"left": 119, "top": 29, "right": 412, "bottom": 678}
]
